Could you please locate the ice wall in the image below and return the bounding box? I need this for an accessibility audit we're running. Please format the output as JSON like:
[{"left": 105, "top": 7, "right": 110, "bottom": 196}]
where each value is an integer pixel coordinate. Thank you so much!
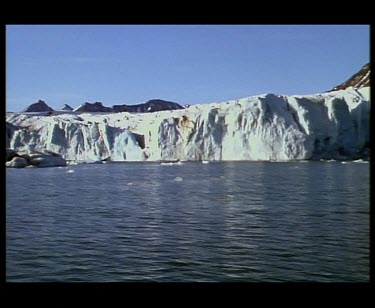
[
  {"left": 6, "top": 87, "right": 370, "bottom": 162},
  {"left": 6, "top": 115, "right": 144, "bottom": 161}
]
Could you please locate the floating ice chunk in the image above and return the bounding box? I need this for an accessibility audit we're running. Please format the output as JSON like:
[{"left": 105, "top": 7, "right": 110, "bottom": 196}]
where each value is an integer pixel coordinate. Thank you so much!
[
  {"left": 202, "top": 161, "right": 209, "bottom": 164},
  {"left": 84, "top": 159, "right": 103, "bottom": 164},
  {"left": 161, "top": 161, "right": 183, "bottom": 166},
  {"left": 66, "top": 169, "right": 75, "bottom": 173},
  {"left": 353, "top": 159, "right": 368, "bottom": 163},
  {"left": 174, "top": 177, "right": 183, "bottom": 182}
]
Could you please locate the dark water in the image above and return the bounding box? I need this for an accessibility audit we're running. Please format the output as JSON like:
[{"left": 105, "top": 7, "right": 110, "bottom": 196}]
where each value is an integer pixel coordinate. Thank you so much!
[{"left": 6, "top": 161, "right": 369, "bottom": 282}]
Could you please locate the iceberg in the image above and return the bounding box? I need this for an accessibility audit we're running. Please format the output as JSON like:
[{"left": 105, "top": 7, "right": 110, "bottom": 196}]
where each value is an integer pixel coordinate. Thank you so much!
[{"left": 6, "top": 87, "right": 369, "bottom": 162}]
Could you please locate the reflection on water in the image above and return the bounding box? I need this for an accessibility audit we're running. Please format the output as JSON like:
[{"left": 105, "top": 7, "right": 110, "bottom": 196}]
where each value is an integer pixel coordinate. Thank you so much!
[{"left": 6, "top": 161, "right": 369, "bottom": 282}]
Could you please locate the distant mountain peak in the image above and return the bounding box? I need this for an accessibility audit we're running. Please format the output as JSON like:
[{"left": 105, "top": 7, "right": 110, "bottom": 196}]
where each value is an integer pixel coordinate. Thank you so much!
[
  {"left": 23, "top": 100, "right": 54, "bottom": 112},
  {"left": 331, "top": 63, "right": 370, "bottom": 91},
  {"left": 112, "top": 99, "right": 184, "bottom": 113},
  {"left": 60, "top": 104, "right": 73, "bottom": 111},
  {"left": 73, "top": 102, "right": 112, "bottom": 112}
]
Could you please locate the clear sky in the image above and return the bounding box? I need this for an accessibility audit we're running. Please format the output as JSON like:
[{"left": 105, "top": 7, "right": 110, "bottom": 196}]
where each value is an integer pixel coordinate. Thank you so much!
[{"left": 6, "top": 24, "right": 370, "bottom": 111}]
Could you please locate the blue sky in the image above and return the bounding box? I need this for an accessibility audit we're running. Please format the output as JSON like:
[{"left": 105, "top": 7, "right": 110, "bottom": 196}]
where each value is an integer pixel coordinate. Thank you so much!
[{"left": 6, "top": 25, "right": 369, "bottom": 111}]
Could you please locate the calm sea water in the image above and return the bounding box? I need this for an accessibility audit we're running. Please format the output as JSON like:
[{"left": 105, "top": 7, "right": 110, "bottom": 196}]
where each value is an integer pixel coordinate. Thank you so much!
[{"left": 6, "top": 161, "right": 369, "bottom": 282}]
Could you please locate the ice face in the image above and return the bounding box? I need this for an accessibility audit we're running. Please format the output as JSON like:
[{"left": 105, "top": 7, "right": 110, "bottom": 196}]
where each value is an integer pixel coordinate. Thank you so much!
[{"left": 6, "top": 87, "right": 369, "bottom": 162}]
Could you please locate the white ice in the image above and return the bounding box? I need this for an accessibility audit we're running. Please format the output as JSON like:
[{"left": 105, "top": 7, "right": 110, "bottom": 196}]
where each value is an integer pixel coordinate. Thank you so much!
[{"left": 6, "top": 87, "right": 370, "bottom": 162}]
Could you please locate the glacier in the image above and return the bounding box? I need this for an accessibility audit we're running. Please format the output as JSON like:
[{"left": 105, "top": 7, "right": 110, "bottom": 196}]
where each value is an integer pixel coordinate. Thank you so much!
[{"left": 6, "top": 87, "right": 370, "bottom": 162}]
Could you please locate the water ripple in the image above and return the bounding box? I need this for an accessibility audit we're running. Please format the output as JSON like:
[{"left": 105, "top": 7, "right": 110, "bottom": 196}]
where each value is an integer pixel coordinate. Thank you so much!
[{"left": 6, "top": 162, "right": 369, "bottom": 282}]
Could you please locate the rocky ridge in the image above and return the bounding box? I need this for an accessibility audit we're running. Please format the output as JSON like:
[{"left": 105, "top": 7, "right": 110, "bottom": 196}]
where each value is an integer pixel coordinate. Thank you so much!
[
  {"left": 60, "top": 104, "right": 74, "bottom": 111},
  {"left": 22, "top": 100, "right": 54, "bottom": 112},
  {"left": 21, "top": 99, "right": 184, "bottom": 114},
  {"left": 331, "top": 63, "right": 370, "bottom": 91}
]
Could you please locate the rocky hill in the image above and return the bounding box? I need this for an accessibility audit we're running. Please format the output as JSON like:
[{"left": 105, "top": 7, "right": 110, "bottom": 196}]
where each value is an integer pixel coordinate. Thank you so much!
[
  {"left": 21, "top": 99, "right": 184, "bottom": 113},
  {"left": 113, "top": 99, "right": 184, "bottom": 113},
  {"left": 331, "top": 63, "right": 370, "bottom": 91},
  {"left": 60, "top": 104, "right": 74, "bottom": 111},
  {"left": 22, "top": 100, "right": 54, "bottom": 112},
  {"left": 73, "top": 102, "right": 113, "bottom": 112}
]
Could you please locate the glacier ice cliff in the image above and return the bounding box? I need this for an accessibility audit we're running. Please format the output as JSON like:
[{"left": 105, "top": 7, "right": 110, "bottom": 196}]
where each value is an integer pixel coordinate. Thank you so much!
[{"left": 6, "top": 87, "right": 370, "bottom": 162}]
